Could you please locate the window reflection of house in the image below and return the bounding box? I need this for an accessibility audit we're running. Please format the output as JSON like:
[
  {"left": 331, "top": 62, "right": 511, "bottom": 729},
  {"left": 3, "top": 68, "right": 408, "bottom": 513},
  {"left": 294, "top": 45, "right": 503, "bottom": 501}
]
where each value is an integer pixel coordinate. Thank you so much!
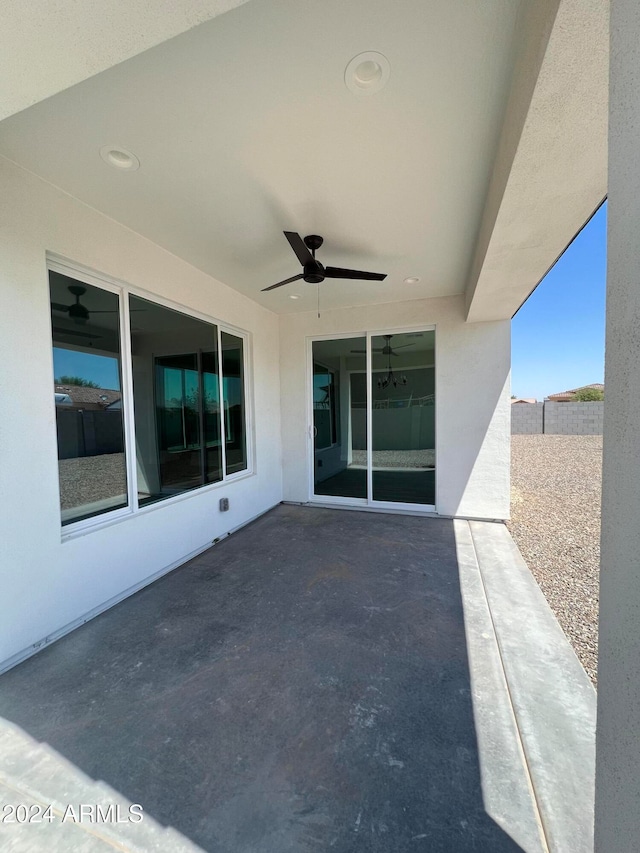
[{"left": 54, "top": 384, "right": 122, "bottom": 410}]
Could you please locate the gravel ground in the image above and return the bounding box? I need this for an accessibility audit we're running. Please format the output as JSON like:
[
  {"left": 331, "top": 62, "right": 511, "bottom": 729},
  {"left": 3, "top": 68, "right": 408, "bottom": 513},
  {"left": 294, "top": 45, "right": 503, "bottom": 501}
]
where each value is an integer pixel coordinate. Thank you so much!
[
  {"left": 507, "top": 435, "right": 601, "bottom": 686},
  {"left": 58, "top": 453, "right": 127, "bottom": 510},
  {"left": 352, "top": 449, "right": 435, "bottom": 468}
]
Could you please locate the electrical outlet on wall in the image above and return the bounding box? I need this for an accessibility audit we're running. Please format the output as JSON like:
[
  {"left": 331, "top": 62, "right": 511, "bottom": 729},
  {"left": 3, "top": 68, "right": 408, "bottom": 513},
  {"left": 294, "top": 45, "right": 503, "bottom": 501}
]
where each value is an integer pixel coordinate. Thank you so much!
[{"left": 219, "top": 497, "right": 229, "bottom": 512}]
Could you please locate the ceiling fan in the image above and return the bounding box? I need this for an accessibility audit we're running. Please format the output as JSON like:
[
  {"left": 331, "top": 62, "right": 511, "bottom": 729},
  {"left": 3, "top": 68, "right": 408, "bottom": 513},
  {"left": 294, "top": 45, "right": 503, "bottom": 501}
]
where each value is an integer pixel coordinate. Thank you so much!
[
  {"left": 262, "top": 232, "right": 387, "bottom": 291},
  {"left": 51, "top": 285, "right": 113, "bottom": 325},
  {"left": 351, "top": 334, "right": 416, "bottom": 356},
  {"left": 51, "top": 284, "right": 143, "bottom": 325}
]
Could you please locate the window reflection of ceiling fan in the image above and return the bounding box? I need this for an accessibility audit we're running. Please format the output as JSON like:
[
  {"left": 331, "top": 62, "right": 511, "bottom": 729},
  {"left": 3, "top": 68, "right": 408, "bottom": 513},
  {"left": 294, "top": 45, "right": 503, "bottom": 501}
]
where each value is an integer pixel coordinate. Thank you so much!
[
  {"left": 52, "top": 325, "right": 103, "bottom": 340},
  {"left": 51, "top": 285, "right": 114, "bottom": 325},
  {"left": 351, "top": 335, "right": 415, "bottom": 356},
  {"left": 51, "top": 284, "right": 144, "bottom": 325}
]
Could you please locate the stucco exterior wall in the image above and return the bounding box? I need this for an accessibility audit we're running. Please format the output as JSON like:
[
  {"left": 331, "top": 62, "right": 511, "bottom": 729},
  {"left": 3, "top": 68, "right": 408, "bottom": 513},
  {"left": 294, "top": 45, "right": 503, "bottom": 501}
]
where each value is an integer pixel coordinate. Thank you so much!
[
  {"left": 595, "top": 1, "right": 640, "bottom": 848},
  {"left": 279, "top": 298, "right": 511, "bottom": 520},
  {"left": 0, "top": 155, "right": 283, "bottom": 671}
]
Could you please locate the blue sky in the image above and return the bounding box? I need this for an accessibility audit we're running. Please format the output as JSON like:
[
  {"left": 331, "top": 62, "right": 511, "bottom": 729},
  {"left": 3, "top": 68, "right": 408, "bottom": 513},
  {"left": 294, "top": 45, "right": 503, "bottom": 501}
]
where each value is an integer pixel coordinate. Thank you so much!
[
  {"left": 511, "top": 201, "right": 607, "bottom": 400},
  {"left": 53, "top": 348, "right": 121, "bottom": 390}
]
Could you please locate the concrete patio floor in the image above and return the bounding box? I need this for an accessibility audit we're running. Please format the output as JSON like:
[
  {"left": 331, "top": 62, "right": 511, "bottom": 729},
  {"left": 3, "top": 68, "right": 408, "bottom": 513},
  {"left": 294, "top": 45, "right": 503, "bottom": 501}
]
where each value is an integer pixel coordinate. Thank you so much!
[{"left": 0, "top": 505, "right": 595, "bottom": 852}]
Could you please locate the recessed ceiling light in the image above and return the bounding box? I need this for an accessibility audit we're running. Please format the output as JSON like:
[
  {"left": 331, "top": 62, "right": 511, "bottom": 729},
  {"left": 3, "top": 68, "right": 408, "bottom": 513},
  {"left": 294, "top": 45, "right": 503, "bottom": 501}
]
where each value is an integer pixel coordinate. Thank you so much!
[
  {"left": 99, "top": 145, "right": 140, "bottom": 171},
  {"left": 345, "top": 52, "right": 390, "bottom": 96},
  {"left": 404, "top": 276, "right": 420, "bottom": 284},
  {"left": 289, "top": 294, "right": 301, "bottom": 299}
]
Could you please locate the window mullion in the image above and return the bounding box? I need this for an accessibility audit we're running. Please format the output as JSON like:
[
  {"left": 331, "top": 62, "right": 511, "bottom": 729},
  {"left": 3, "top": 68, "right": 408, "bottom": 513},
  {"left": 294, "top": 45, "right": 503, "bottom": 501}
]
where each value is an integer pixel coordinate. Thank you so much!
[
  {"left": 120, "top": 289, "right": 139, "bottom": 512},
  {"left": 197, "top": 349, "right": 206, "bottom": 485},
  {"left": 217, "top": 325, "right": 228, "bottom": 480}
]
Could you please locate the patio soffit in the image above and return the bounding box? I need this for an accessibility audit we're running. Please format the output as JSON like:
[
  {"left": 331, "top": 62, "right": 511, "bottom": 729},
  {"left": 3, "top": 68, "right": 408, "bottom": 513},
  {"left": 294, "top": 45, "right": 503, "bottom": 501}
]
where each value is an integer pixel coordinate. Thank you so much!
[
  {"left": 0, "top": 0, "right": 606, "bottom": 318},
  {"left": 464, "top": 0, "right": 608, "bottom": 323},
  {"left": 0, "top": 0, "right": 251, "bottom": 122}
]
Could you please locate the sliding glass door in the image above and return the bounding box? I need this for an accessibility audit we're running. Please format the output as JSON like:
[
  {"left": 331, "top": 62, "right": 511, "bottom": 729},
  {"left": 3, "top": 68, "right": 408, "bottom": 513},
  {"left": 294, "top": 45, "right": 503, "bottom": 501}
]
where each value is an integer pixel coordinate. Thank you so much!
[{"left": 311, "top": 330, "right": 435, "bottom": 509}]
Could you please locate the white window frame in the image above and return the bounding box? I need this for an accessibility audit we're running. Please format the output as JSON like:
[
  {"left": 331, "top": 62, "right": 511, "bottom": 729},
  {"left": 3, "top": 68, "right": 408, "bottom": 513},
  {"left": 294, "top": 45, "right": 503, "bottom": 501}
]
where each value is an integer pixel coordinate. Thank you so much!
[{"left": 47, "top": 255, "right": 254, "bottom": 541}]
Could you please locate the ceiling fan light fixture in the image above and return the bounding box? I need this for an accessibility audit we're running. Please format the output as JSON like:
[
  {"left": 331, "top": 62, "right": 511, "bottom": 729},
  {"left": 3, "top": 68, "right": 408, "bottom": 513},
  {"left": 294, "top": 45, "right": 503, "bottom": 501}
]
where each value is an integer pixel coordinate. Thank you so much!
[
  {"left": 376, "top": 334, "right": 409, "bottom": 390},
  {"left": 345, "top": 52, "right": 390, "bottom": 96},
  {"left": 377, "top": 372, "right": 407, "bottom": 390}
]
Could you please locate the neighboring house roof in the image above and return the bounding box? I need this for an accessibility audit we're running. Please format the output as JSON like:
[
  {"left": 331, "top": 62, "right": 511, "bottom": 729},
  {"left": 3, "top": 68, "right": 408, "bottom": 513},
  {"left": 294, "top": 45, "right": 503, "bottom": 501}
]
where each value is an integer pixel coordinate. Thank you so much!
[
  {"left": 54, "top": 384, "right": 122, "bottom": 408},
  {"left": 546, "top": 383, "right": 604, "bottom": 402},
  {"left": 511, "top": 398, "right": 537, "bottom": 404}
]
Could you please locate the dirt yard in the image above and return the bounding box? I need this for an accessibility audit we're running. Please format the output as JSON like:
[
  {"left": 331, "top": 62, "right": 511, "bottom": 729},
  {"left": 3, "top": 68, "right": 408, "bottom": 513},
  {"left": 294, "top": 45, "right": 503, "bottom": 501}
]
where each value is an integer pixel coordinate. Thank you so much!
[{"left": 507, "top": 434, "right": 602, "bottom": 686}]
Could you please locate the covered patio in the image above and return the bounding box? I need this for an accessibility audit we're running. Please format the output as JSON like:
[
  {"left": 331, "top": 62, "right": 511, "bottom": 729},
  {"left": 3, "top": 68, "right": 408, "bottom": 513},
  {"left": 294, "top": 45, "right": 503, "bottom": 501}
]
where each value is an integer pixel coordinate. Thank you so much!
[{"left": 0, "top": 506, "right": 594, "bottom": 852}]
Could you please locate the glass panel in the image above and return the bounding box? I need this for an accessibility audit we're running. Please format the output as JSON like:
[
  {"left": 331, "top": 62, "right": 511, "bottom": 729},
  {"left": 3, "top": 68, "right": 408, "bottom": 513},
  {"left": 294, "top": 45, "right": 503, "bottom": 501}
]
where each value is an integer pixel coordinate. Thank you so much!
[
  {"left": 155, "top": 353, "right": 202, "bottom": 492},
  {"left": 371, "top": 331, "right": 435, "bottom": 505},
  {"left": 129, "top": 295, "right": 221, "bottom": 505},
  {"left": 312, "top": 337, "right": 367, "bottom": 500},
  {"left": 221, "top": 332, "right": 247, "bottom": 475},
  {"left": 313, "top": 362, "right": 336, "bottom": 449},
  {"left": 49, "top": 271, "right": 127, "bottom": 525}
]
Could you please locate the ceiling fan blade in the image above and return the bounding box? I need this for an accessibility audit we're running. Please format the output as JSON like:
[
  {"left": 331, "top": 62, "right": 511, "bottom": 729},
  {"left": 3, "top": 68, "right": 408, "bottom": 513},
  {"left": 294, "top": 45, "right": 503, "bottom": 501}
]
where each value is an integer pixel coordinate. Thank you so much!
[
  {"left": 284, "top": 232, "right": 315, "bottom": 267},
  {"left": 391, "top": 343, "right": 416, "bottom": 349},
  {"left": 324, "top": 267, "right": 387, "bottom": 281},
  {"left": 261, "top": 274, "right": 304, "bottom": 292},
  {"left": 51, "top": 302, "right": 71, "bottom": 312},
  {"left": 351, "top": 348, "right": 384, "bottom": 353}
]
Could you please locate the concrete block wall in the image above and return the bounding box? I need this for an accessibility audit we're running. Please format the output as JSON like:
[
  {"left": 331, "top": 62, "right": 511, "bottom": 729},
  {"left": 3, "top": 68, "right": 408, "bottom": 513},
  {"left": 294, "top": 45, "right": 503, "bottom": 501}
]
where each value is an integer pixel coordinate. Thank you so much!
[
  {"left": 511, "top": 402, "right": 544, "bottom": 434},
  {"left": 544, "top": 401, "right": 604, "bottom": 435},
  {"left": 511, "top": 401, "right": 604, "bottom": 435}
]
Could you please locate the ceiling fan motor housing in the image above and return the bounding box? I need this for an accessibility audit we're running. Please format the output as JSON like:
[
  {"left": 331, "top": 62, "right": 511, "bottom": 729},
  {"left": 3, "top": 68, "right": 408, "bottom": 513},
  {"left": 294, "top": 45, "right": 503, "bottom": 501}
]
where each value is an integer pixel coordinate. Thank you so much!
[
  {"left": 68, "top": 302, "right": 89, "bottom": 324},
  {"left": 303, "top": 236, "right": 325, "bottom": 283},
  {"left": 303, "top": 264, "right": 325, "bottom": 284}
]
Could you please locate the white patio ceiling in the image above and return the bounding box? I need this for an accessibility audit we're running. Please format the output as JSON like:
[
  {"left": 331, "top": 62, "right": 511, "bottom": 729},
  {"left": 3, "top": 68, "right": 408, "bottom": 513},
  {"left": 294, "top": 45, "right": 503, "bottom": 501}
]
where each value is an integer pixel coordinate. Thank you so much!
[
  {"left": 0, "top": 0, "right": 607, "bottom": 318},
  {"left": 0, "top": 0, "right": 251, "bottom": 121}
]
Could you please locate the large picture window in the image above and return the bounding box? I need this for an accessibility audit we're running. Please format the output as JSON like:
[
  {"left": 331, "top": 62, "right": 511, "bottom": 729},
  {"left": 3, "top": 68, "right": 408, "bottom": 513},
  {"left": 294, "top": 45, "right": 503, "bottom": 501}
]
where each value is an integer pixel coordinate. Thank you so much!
[{"left": 49, "top": 267, "right": 250, "bottom": 529}]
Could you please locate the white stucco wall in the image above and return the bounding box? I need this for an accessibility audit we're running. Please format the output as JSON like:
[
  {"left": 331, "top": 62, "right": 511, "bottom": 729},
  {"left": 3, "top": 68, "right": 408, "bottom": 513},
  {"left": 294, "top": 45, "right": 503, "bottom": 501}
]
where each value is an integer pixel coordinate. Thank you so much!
[
  {"left": 0, "top": 155, "right": 282, "bottom": 670},
  {"left": 595, "top": 1, "right": 640, "bottom": 849},
  {"left": 279, "top": 298, "right": 511, "bottom": 520}
]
